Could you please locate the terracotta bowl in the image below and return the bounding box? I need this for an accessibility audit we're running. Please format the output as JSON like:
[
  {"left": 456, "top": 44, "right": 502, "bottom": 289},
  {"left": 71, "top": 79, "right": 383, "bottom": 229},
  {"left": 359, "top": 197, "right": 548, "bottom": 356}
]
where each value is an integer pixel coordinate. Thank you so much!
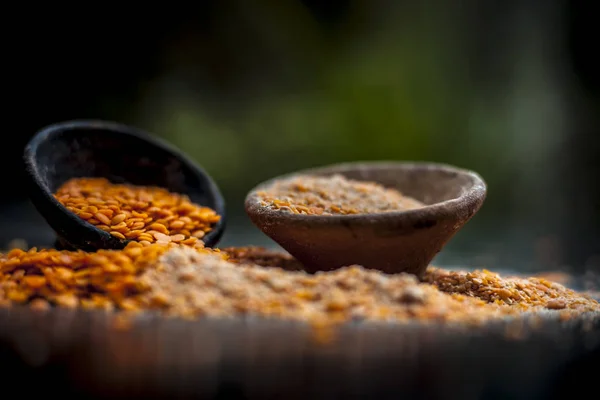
[{"left": 245, "top": 161, "right": 486, "bottom": 277}]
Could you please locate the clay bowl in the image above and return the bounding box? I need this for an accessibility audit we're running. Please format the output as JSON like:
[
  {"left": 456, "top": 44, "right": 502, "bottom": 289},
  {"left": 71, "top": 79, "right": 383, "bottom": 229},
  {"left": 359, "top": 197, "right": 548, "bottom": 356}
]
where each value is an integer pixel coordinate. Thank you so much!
[
  {"left": 245, "top": 161, "right": 486, "bottom": 277},
  {"left": 23, "top": 120, "right": 226, "bottom": 251}
]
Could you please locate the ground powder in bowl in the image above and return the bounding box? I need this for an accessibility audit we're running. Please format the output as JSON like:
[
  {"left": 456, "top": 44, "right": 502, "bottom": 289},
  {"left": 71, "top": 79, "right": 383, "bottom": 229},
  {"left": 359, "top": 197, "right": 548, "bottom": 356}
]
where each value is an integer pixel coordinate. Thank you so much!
[{"left": 256, "top": 174, "right": 424, "bottom": 215}]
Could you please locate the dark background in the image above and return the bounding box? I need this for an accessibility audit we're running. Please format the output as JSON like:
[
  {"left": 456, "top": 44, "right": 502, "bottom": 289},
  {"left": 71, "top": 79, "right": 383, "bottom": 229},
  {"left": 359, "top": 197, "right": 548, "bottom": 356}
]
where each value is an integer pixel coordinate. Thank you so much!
[{"left": 2, "top": 0, "right": 599, "bottom": 275}]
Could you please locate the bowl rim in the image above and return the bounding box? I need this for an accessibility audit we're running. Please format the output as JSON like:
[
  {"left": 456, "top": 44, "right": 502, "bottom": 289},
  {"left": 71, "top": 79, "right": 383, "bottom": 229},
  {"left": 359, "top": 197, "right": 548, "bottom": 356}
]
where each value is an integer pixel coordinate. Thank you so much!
[
  {"left": 245, "top": 161, "right": 487, "bottom": 226},
  {"left": 23, "top": 119, "right": 226, "bottom": 247}
]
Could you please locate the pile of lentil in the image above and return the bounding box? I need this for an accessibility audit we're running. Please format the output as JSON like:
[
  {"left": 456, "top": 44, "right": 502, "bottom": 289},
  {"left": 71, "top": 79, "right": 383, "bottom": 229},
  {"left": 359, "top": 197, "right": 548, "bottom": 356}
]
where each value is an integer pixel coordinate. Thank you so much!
[
  {"left": 0, "top": 243, "right": 225, "bottom": 310},
  {"left": 2, "top": 244, "right": 597, "bottom": 328},
  {"left": 256, "top": 174, "right": 425, "bottom": 215},
  {"left": 423, "top": 267, "right": 599, "bottom": 312},
  {"left": 54, "top": 178, "right": 220, "bottom": 247}
]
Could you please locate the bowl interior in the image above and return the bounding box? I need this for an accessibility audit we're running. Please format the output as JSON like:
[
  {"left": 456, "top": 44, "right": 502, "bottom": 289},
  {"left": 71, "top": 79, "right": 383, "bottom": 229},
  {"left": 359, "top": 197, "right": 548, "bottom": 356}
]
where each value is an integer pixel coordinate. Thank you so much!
[{"left": 272, "top": 162, "right": 482, "bottom": 208}]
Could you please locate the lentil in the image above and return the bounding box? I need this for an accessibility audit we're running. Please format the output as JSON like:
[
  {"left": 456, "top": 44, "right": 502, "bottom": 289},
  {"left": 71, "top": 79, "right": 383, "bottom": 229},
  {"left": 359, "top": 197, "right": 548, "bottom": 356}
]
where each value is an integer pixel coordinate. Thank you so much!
[
  {"left": 0, "top": 242, "right": 225, "bottom": 310},
  {"left": 256, "top": 174, "right": 424, "bottom": 215},
  {"left": 54, "top": 178, "right": 220, "bottom": 247},
  {"left": 139, "top": 247, "right": 516, "bottom": 324},
  {"left": 423, "top": 267, "right": 599, "bottom": 313}
]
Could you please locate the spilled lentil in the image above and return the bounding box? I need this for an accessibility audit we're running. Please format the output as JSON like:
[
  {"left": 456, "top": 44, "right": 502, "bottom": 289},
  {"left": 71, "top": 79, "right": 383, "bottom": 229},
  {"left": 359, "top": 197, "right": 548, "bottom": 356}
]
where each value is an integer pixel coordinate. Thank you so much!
[
  {"left": 423, "top": 267, "right": 600, "bottom": 313},
  {"left": 2, "top": 245, "right": 597, "bottom": 330},
  {"left": 141, "top": 247, "right": 518, "bottom": 325},
  {"left": 256, "top": 174, "right": 424, "bottom": 215},
  {"left": 54, "top": 178, "right": 220, "bottom": 247},
  {"left": 0, "top": 242, "right": 224, "bottom": 310}
]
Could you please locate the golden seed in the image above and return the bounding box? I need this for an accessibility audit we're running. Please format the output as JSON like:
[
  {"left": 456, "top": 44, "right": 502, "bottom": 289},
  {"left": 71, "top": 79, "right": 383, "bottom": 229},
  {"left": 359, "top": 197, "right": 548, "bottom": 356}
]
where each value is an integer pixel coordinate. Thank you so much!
[
  {"left": 149, "top": 223, "right": 168, "bottom": 234},
  {"left": 111, "top": 222, "right": 127, "bottom": 230},
  {"left": 111, "top": 213, "right": 127, "bottom": 225},
  {"left": 110, "top": 231, "right": 126, "bottom": 240},
  {"left": 152, "top": 232, "right": 171, "bottom": 242},
  {"left": 131, "top": 222, "right": 145, "bottom": 230},
  {"left": 125, "top": 230, "right": 143, "bottom": 239},
  {"left": 137, "top": 234, "right": 154, "bottom": 242},
  {"left": 99, "top": 209, "right": 114, "bottom": 217},
  {"left": 170, "top": 234, "right": 185, "bottom": 242},
  {"left": 181, "top": 237, "right": 198, "bottom": 245},
  {"left": 94, "top": 213, "right": 111, "bottom": 224},
  {"left": 169, "top": 220, "right": 185, "bottom": 229},
  {"left": 23, "top": 275, "right": 47, "bottom": 289}
]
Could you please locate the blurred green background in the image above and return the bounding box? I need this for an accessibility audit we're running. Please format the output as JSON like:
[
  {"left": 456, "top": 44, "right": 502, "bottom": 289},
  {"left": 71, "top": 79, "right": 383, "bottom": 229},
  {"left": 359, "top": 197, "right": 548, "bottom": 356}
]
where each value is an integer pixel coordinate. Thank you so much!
[{"left": 3, "top": 0, "right": 599, "bottom": 274}]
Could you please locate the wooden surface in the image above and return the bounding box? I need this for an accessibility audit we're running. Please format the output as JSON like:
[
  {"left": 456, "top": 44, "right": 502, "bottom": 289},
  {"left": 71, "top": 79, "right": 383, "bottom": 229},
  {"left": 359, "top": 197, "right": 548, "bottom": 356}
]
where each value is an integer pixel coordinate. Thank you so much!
[{"left": 0, "top": 306, "right": 598, "bottom": 399}]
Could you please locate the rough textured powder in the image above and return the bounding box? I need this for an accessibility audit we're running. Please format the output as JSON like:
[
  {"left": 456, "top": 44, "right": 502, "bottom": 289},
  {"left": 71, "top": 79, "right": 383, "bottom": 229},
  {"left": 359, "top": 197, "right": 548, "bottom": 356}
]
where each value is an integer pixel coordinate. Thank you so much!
[
  {"left": 423, "top": 267, "right": 598, "bottom": 312},
  {"left": 141, "top": 247, "right": 518, "bottom": 325},
  {"left": 256, "top": 174, "right": 425, "bottom": 215}
]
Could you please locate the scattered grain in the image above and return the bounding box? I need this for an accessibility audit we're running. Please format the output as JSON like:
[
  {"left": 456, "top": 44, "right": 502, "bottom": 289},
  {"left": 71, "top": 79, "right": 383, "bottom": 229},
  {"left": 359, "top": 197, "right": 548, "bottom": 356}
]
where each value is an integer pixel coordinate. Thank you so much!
[
  {"left": 256, "top": 174, "right": 425, "bottom": 215},
  {"left": 423, "top": 267, "right": 599, "bottom": 313},
  {"left": 0, "top": 242, "right": 224, "bottom": 311}
]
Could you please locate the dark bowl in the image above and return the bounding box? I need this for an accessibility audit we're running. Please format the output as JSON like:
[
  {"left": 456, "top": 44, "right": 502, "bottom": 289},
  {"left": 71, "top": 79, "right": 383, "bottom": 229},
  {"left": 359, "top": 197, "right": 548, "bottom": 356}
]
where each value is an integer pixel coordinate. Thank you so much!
[
  {"left": 23, "top": 120, "right": 226, "bottom": 251},
  {"left": 245, "top": 161, "right": 486, "bottom": 276}
]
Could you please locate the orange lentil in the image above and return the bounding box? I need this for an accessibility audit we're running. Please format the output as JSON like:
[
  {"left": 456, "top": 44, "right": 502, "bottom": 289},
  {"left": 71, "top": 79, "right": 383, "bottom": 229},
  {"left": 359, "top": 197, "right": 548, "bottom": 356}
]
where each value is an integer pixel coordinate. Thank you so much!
[
  {"left": 170, "top": 234, "right": 186, "bottom": 242},
  {"left": 422, "top": 267, "right": 599, "bottom": 312},
  {"left": 0, "top": 243, "right": 224, "bottom": 311},
  {"left": 95, "top": 213, "right": 111, "bottom": 225},
  {"left": 54, "top": 178, "right": 220, "bottom": 248}
]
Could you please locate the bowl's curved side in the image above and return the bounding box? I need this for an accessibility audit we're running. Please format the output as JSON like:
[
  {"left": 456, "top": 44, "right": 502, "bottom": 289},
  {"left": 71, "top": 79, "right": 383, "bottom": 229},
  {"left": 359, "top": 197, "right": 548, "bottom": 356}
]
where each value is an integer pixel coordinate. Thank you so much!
[
  {"left": 245, "top": 161, "right": 486, "bottom": 227},
  {"left": 244, "top": 161, "right": 487, "bottom": 275},
  {"left": 24, "top": 129, "right": 125, "bottom": 251},
  {"left": 23, "top": 120, "right": 226, "bottom": 250}
]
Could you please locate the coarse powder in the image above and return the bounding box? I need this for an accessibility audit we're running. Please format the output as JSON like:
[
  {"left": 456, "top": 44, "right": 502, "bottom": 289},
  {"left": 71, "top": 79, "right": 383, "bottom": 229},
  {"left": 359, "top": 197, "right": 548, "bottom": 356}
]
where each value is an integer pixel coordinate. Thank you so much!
[{"left": 256, "top": 174, "right": 425, "bottom": 215}]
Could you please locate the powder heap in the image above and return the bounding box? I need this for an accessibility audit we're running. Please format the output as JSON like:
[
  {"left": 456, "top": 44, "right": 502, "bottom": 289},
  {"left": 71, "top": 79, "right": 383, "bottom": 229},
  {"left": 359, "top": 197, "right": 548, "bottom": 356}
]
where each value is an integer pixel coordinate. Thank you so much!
[
  {"left": 423, "top": 267, "right": 599, "bottom": 312},
  {"left": 256, "top": 174, "right": 424, "bottom": 215},
  {"left": 138, "top": 247, "right": 516, "bottom": 324},
  {"left": 225, "top": 247, "right": 600, "bottom": 315},
  {"left": 1, "top": 246, "right": 598, "bottom": 329},
  {"left": 54, "top": 178, "right": 220, "bottom": 247}
]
